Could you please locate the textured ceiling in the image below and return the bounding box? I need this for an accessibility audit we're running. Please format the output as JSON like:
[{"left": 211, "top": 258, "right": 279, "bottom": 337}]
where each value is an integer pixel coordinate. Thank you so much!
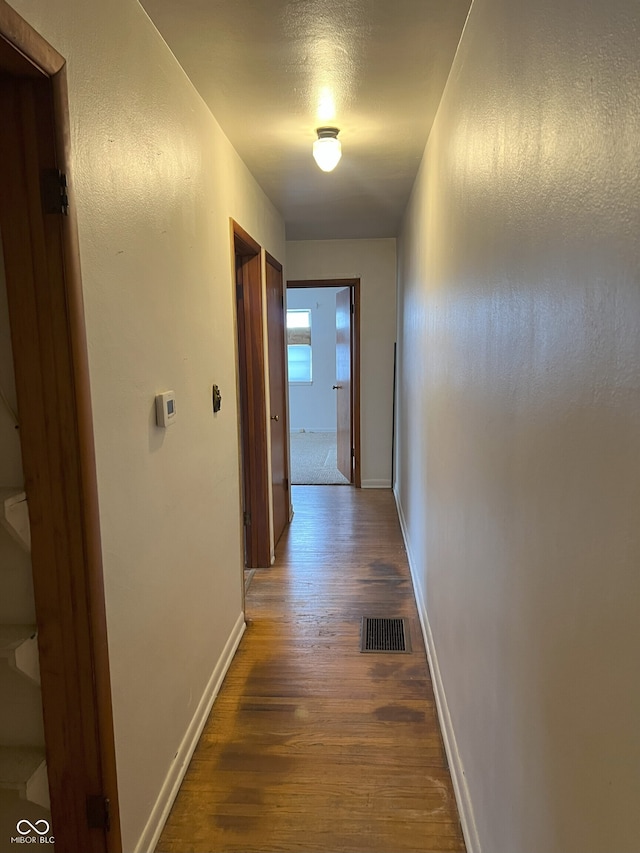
[{"left": 140, "top": 0, "right": 471, "bottom": 239}]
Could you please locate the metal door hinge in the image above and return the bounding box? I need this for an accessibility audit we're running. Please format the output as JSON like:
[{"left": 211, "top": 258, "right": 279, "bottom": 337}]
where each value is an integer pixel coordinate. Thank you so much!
[
  {"left": 243, "top": 511, "right": 251, "bottom": 526},
  {"left": 284, "top": 477, "right": 289, "bottom": 489},
  {"left": 86, "top": 795, "right": 111, "bottom": 832},
  {"left": 41, "top": 169, "right": 69, "bottom": 215},
  {"left": 351, "top": 302, "right": 354, "bottom": 314}
]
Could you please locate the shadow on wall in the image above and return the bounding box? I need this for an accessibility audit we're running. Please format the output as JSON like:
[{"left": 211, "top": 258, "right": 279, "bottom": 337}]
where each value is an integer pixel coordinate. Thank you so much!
[
  {"left": 424, "top": 386, "right": 640, "bottom": 853},
  {"left": 517, "top": 404, "right": 639, "bottom": 853}
]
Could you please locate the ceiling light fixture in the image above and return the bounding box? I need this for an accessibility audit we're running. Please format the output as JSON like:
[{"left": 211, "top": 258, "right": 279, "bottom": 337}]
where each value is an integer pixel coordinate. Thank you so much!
[{"left": 313, "top": 127, "right": 342, "bottom": 172}]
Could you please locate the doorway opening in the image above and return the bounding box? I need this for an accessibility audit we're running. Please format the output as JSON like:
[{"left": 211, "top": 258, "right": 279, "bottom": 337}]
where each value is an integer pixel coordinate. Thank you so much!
[
  {"left": 232, "top": 222, "right": 271, "bottom": 571},
  {"left": 265, "top": 253, "right": 290, "bottom": 548},
  {"left": 232, "top": 223, "right": 289, "bottom": 583},
  {"left": 286, "top": 279, "right": 361, "bottom": 488}
]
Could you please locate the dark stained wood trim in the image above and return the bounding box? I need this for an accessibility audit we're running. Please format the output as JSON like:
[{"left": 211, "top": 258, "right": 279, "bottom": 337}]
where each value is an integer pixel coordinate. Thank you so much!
[
  {"left": 285, "top": 278, "right": 362, "bottom": 488},
  {"left": 0, "top": 8, "right": 121, "bottom": 852},
  {"left": 265, "top": 251, "right": 283, "bottom": 273},
  {"left": 0, "top": 0, "right": 64, "bottom": 75},
  {"left": 0, "top": 32, "right": 46, "bottom": 78},
  {"left": 265, "top": 251, "right": 290, "bottom": 546},
  {"left": 233, "top": 220, "right": 261, "bottom": 256},
  {"left": 352, "top": 280, "right": 362, "bottom": 488},
  {"left": 287, "top": 278, "right": 356, "bottom": 289},
  {"left": 51, "top": 67, "right": 122, "bottom": 853},
  {"left": 231, "top": 241, "right": 250, "bottom": 615},
  {"left": 232, "top": 220, "right": 271, "bottom": 568}
]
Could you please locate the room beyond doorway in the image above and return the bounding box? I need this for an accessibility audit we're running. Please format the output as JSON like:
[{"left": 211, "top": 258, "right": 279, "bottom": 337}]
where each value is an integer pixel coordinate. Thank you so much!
[
  {"left": 286, "top": 279, "right": 361, "bottom": 487},
  {"left": 289, "top": 430, "right": 349, "bottom": 484}
]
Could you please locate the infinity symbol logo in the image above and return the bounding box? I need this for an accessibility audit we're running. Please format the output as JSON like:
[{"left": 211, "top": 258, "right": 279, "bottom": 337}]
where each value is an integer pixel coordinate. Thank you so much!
[{"left": 16, "top": 820, "right": 50, "bottom": 836}]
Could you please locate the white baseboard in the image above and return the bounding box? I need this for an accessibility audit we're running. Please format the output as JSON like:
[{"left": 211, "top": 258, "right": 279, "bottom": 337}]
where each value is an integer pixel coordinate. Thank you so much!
[
  {"left": 394, "top": 489, "right": 481, "bottom": 853},
  {"left": 361, "top": 479, "right": 392, "bottom": 489},
  {"left": 135, "top": 612, "right": 246, "bottom": 853}
]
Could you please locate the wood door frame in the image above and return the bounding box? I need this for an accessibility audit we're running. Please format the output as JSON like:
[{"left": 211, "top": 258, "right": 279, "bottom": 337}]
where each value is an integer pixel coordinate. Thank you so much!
[
  {"left": 232, "top": 220, "right": 271, "bottom": 568},
  {"left": 286, "top": 278, "right": 361, "bottom": 488},
  {"left": 265, "top": 251, "right": 291, "bottom": 546},
  {"left": 0, "top": 3, "right": 121, "bottom": 851}
]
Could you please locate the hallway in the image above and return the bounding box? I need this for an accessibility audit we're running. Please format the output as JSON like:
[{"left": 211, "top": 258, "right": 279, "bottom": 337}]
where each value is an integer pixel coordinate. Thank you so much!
[{"left": 157, "top": 487, "right": 465, "bottom": 852}]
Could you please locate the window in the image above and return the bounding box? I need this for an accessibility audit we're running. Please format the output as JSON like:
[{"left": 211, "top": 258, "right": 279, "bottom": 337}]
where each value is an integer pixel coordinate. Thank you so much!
[{"left": 286, "top": 309, "right": 312, "bottom": 383}]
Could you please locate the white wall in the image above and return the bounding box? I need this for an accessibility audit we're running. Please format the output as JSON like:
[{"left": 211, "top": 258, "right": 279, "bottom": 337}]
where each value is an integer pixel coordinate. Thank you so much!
[
  {"left": 286, "top": 239, "right": 396, "bottom": 488},
  {"left": 286, "top": 286, "right": 342, "bottom": 432},
  {"left": 395, "top": 0, "right": 640, "bottom": 851},
  {"left": 5, "top": 1, "right": 284, "bottom": 850}
]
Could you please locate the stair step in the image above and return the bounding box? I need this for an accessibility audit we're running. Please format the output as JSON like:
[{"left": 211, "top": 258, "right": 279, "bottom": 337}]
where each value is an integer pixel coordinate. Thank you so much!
[
  {"left": 0, "top": 625, "right": 40, "bottom": 685},
  {"left": 0, "top": 488, "right": 31, "bottom": 552},
  {"left": 0, "top": 746, "right": 49, "bottom": 809}
]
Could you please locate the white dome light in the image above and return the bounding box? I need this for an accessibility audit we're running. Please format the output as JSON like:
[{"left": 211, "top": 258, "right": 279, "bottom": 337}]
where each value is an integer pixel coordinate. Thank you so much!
[{"left": 313, "top": 127, "right": 342, "bottom": 172}]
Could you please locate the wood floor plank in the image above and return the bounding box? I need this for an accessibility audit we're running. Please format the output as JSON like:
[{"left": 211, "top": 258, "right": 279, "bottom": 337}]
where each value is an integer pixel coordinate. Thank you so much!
[{"left": 156, "top": 486, "right": 465, "bottom": 853}]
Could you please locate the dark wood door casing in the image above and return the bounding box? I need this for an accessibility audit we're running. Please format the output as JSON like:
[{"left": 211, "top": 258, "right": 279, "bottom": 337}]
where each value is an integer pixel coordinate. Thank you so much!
[
  {"left": 286, "top": 278, "right": 361, "bottom": 488},
  {"left": 335, "top": 287, "right": 353, "bottom": 482},
  {"left": 265, "top": 252, "right": 290, "bottom": 546},
  {"left": 233, "top": 221, "right": 271, "bottom": 568}
]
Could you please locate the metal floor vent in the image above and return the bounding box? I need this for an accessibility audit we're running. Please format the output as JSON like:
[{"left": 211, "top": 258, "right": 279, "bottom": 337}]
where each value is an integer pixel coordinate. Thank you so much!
[{"left": 360, "top": 617, "right": 411, "bottom": 653}]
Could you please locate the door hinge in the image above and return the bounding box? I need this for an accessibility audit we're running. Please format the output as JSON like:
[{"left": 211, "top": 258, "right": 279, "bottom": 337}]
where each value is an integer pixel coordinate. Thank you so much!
[
  {"left": 351, "top": 302, "right": 354, "bottom": 314},
  {"left": 243, "top": 511, "right": 251, "bottom": 526},
  {"left": 284, "top": 477, "right": 289, "bottom": 489},
  {"left": 351, "top": 448, "right": 355, "bottom": 458},
  {"left": 41, "top": 169, "right": 69, "bottom": 216},
  {"left": 86, "top": 795, "right": 111, "bottom": 832}
]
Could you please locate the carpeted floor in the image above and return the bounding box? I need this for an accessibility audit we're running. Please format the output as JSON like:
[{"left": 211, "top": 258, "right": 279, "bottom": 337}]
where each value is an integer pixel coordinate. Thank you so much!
[{"left": 289, "top": 431, "right": 350, "bottom": 485}]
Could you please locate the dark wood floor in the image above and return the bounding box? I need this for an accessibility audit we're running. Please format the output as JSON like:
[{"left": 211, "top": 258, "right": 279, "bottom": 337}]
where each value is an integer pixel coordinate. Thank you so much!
[{"left": 157, "top": 486, "right": 465, "bottom": 853}]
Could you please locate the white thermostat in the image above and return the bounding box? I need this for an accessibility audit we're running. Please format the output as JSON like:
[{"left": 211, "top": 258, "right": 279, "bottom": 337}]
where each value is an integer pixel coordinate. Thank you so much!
[{"left": 155, "top": 391, "right": 177, "bottom": 427}]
